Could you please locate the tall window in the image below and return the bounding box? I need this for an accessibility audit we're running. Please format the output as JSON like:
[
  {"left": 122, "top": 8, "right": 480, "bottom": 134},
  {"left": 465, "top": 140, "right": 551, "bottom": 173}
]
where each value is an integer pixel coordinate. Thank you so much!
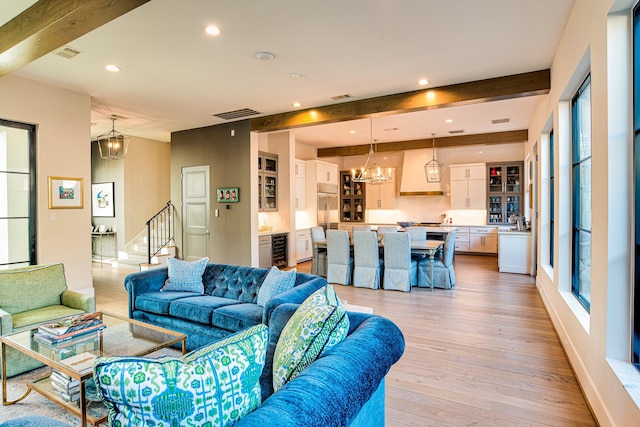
[
  {"left": 0, "top": 119, "right": 36, "bottom": 268},
  {"left": 549, "top": 129, "right": 555, "bottom": 267},
  {"left": 632, "top": 4, "right": 640, "bottom": 372},
  {"left": 571, "top": 75, "right": 592, "bottom": 311}
]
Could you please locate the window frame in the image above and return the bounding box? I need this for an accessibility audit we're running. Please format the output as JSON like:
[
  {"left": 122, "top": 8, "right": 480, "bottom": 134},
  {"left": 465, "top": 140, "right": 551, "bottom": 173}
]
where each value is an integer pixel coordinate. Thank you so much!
[{"left": 549, "top": 129, "right": 555, "bottom": 268}]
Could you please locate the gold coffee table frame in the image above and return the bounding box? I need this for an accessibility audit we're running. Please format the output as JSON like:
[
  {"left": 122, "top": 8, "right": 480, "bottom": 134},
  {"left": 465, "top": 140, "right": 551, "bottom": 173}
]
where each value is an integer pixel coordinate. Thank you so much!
[{"left": 1, "top": 312, "right": 186, "bottom": 426}]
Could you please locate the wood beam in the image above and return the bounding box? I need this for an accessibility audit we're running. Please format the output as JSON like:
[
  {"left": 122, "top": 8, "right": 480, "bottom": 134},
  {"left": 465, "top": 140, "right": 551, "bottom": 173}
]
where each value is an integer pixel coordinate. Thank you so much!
[
  {"left": 0, "top": 0, "right": 152, "bottom": 77},
  {"left": 251, "top": 70, "right": 549, "bottom": 132},
  {"left": 317, "top": 130, "right": 528, "bottom": 157}
]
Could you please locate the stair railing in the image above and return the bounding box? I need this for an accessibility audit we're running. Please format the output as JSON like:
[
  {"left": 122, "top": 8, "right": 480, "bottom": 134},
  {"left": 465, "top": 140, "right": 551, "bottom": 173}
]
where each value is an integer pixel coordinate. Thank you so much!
[{"left": 146, "top": 201, "right": 174, "bottom": 264}]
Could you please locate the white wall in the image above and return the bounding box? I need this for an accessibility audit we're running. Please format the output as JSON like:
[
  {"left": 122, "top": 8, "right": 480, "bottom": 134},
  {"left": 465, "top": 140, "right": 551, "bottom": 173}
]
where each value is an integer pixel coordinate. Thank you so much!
[
  {"left": 527, "top": 0, "right": 640, "bottom": 425},
  {"left": 0, "top": 75, "right": 93, "bottom": 293}
]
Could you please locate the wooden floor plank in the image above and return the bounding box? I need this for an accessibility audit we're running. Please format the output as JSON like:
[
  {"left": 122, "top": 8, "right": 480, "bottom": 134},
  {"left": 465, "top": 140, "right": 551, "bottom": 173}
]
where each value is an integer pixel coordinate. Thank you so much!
[{"left": 92, "top": 254, "right": 596, "bottom": 426}]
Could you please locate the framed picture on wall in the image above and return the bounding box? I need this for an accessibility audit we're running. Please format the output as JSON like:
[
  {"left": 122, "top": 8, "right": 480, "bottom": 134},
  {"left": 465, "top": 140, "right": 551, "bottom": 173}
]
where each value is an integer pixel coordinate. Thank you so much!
[
  {"left": 91, "top": 182, "right": 115, "bottom": 217},
  {"left": 216, "top": 187, "right": 239, "bottom": 203},
  {"left": 48, "top": 176, "right": 84, "bottom": 209}
]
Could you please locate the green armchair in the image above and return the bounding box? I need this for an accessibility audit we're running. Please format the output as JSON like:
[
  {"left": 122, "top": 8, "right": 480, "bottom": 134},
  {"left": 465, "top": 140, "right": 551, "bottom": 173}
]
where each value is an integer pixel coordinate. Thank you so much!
[{"left": 0, "top": 263, "right": 96, "bottom": 377}]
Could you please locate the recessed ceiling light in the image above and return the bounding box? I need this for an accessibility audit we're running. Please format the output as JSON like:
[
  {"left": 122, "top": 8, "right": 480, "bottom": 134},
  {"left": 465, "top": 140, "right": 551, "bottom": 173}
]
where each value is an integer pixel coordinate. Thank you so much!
[
  {"left": 418, "top": 79, "right": 429, "bottom": 86},
  {"left": 256, "top": 51, "right": 275, "bottom": 61},
  {"left": 349, "top": 130, "right": 356, "bottom": 134},
  {"left": 205, "top": 25, "right": 221, "bottom": 36},
  {"left": 445, "top": 119, "right": 453, "bottom": 123},
  {"left": 105, "top": 64, "right": 121, "bottom": 72},
  {"left": 292, "top": 102, "right": 301, "bottom": 108},
  {"left": 291, "top": 73, "right": 302, "bottom": 78}
]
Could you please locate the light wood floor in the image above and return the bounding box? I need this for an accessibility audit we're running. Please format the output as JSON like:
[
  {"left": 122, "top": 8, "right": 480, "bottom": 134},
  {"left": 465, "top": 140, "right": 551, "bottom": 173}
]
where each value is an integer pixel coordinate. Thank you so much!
[{"left": 92, "top": 255, "right": 596, "bottom": 426}]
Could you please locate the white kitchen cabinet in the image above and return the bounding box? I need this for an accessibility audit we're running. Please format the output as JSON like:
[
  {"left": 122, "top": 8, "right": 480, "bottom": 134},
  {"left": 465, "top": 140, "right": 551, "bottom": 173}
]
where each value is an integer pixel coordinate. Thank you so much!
[
  {"left": 469, "top": 226, "right": 497, "bottom": 253},
  {"left": 498, "top": 231, "right": 532, "bottom": 274},
  {"left": 450, "top": 163, "right": 486, "bottom": 210},
  {"left": 453, "top": 226, "right": 470, "bottom": 252},
  {"left": 316, "top": 161, "right": 338, "bottom": 186},
  {"left": 295, "top": 160, "right": 306, "bottom": 211},
  {"left": 366, "top": 168, "right": 396, "bottom": 210},
  {"left": 296, "top": 229, "right": 312, "bottom": 262}
]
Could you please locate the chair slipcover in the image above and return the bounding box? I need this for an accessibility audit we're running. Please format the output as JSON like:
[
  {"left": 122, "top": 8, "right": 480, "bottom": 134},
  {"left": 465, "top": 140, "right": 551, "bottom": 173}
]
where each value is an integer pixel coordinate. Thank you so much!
[
  {"left": 351, "top": 225, "right": 372, "bottom": 234},
  {"left": 310, "top": 226, "right": 327, "bottom": 277},
  {"left": 417, "top": 229, "right": 457, "bottom": 289},
  {"left": 382, "top": 233, "right": 417, "bottom": 292},
  {"left": 353, "top": 231, "right": 383, "bottom": 289},
  {"left": 326, "top": 230, "right": 353, "bottom": 285},
  {"left": 376, "top": 226, "right": 398, "bottom": 243},
  {"left": 406, "top": 226, "right": 427, "bottom": 242}
]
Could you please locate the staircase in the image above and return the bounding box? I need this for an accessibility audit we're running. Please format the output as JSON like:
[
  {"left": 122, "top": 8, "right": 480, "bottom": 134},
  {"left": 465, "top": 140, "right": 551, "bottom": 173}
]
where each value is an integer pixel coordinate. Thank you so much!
[{"left": 111, "top": 201, "right": 176, "bottom": 271}]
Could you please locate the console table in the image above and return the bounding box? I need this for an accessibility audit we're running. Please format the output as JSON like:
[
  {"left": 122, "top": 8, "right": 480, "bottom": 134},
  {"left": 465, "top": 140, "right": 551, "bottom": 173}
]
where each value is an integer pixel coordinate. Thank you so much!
[{"left": 91, "top": 231, "right": 116, "bottom": 267}]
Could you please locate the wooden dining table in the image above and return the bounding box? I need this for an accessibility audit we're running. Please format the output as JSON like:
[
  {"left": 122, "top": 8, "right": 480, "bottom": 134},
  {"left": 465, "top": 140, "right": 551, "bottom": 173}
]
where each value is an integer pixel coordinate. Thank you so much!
[{"left": 313, "top": 239, "right": 444, "bottom": 290}]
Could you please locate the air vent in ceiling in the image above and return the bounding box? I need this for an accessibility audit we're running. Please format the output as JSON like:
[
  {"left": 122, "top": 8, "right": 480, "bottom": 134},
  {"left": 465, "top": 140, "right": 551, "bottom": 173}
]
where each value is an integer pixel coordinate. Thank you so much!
[
  {"left": 448, "top": 129, "right": 465, "bottom": 134},
  {"left": 492, "top": 118, "right": 510, "bottom": 124},
  {"left": 56, "top": 46, "right": 81, "bottom": 59},
  {"left": 213, "top": 108, "right": 260, "bottom": 120},
  {"left": 331, "top": 94, "right": 352, "bottom": 100}
]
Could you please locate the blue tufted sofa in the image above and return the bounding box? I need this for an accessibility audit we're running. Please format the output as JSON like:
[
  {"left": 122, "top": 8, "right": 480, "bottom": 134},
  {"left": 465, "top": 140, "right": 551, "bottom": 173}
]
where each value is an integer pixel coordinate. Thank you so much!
[
  {"left": 124, "top": 263, "right": 327, "bottom": 351},
  {"left": 238, "top": 303, "right": 405, "bottom": 426}
]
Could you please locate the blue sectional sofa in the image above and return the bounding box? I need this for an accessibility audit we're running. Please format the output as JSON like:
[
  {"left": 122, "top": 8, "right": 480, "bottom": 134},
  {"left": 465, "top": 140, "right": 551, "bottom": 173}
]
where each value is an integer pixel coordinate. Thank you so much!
[
  {"left": 238, "top": 303, "right": 405, "bottom": 426},
  {"left": 124, "top": 263, "right": 327, "bottom": 351}
]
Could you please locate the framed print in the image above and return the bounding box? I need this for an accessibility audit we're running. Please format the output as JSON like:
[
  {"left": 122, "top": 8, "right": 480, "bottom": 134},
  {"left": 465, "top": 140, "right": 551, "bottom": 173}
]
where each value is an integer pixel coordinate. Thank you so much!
[
  {"left": 216, "top": 187, "right": 239, "bottom": 203},
  {"left": 48, "top": 176, "right": 84, "bottom": 209},
  {"left": 92, "top": 182, "right": 115, "bottom": 217}
]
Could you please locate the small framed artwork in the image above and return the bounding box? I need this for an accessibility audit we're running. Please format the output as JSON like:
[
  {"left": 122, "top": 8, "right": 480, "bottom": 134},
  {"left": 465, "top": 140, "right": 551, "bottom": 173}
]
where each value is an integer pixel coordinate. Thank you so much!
[
  {"left": 92, "top": 182, "right": 115, "bottom": 217},
  {"left": 216, "top": 187, "right": 239, "bottom": 203},
  {"left": 48, "top": 176, "right": 84, "bottom": 209}
]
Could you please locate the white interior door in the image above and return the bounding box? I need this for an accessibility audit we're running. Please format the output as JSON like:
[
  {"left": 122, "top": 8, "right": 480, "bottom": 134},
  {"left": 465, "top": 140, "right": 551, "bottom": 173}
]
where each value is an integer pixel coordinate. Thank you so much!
[{"left": 182, "top": 165, "right": 210, "bottom": 261}]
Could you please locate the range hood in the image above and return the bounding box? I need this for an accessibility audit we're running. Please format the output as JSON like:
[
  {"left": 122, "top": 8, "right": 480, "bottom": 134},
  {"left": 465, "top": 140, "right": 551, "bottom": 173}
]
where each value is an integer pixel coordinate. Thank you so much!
[{"left": 399, "top": 149, "right": 444, "bottom": 196}]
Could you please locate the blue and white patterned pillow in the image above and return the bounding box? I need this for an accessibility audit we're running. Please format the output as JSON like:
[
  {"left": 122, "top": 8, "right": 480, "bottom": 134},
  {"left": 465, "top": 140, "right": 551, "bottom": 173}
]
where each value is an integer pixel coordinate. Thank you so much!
[
  {"left": 93, "top": 324, "right": 268, "bottom": 427},
  {"left": 272, "top": 285, "right": 349, "bottom": 391},
  {"left": 161, "top": 257, "right": 208, "bottom": 293},
  {"left": 256, "top": 266, "right": 297, "bottom": 306}
]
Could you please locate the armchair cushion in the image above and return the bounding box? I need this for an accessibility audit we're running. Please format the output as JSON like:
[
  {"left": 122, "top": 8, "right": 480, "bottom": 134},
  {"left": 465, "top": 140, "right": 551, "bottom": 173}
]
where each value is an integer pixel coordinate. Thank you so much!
[
  {"left": 94, "top": 324, "right": 268, "bottom": 427},
  {"left": 61, "top": 290, "right": 96, "bottom": 313},
  {"left": 0, "top": 264, "right": 68, "bottom": 314}
]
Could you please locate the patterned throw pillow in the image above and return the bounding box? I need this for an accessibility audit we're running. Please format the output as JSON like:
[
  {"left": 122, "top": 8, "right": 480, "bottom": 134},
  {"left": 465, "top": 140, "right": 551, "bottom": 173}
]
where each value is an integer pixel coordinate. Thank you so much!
[
  {"left": 256, "top": 266, "right": 297, "bottom": 306},
  {"left": 93, "top": 324, "right": 268, "bottom": 427},
  {"left": 161, "top": 257, "right": 208, "bottom": 293},
  {"left": 272, "top": 285, "right": 349, "bottom": 391}
]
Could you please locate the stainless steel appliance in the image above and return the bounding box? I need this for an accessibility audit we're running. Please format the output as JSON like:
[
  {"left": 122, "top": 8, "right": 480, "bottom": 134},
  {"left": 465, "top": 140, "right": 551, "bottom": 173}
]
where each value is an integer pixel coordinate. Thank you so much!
[{"left": 317, "top": 183, "right": 339, "bottom": 231}]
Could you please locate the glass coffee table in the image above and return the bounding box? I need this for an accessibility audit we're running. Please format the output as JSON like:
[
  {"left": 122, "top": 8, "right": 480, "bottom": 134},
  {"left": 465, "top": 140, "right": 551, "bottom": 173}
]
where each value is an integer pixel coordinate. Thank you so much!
[{"left": 1, "top": 312, "right": 186, "bottom": 426}]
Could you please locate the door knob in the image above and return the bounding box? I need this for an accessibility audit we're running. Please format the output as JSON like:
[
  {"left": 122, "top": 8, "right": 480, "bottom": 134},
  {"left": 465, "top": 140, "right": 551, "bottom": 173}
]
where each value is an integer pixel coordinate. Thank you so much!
[{"left": 205, "top": 229, "right": 210, "bottom": 235}]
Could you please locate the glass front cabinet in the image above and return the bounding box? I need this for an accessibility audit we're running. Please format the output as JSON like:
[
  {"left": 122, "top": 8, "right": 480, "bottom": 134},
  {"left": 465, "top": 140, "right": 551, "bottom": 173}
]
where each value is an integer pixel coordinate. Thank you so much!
[
  {"left": 487, "top": 162, "right": 523, "bottom": 224},
  {"left": 258, "top": 152, "right": 278, "bottom": 212},
  {"left": 340, "top": 171, "right": 365, "bottom": 222}
]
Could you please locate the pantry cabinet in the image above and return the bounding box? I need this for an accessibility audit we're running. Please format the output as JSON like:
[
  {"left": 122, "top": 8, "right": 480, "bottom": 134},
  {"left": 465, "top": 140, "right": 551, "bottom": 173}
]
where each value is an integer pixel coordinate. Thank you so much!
[
  {"left": 258, "top": 152, "right": 278, "bottom": 212},
  {"left": 450, "top": 163, "right": 486, "bottom": 210},
  {"left": 487, "top": 162, "right": 523, "bottom": 224},
  {"left": 340, "top": 171, "right": 365, "bottom": 222},
  {"left": 366, "top": 168, "right": 396, "bottom": 210}
]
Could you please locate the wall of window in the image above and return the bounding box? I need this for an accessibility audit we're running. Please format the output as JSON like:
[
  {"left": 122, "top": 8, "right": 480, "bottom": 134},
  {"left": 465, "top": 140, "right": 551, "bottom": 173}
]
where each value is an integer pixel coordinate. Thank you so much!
[
  {"left": 571, "top": 75, "right": 592, "bottom": 312},
  {"left": 633, "top": 2, "right": 640, "bottom": 373},
  {"left": 549, "top": 129, "right": 555, "bottom": 268},
  {"left": 0, "top": 119, "right": 36, "bottom": 268}
]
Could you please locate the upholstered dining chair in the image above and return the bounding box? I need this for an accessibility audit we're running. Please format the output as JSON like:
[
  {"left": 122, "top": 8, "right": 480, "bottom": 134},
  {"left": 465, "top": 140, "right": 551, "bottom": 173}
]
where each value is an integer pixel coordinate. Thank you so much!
[
  {"left": 326, "top": 230, "right": 353, "bottom": 285},
  {"left": 310, "top": 226, "right": 327, "bottom": 277},
  {"left": 376, "top": 226, "right": 398, "bottom": 243},
  {"left": 353, "top": 231, "right": 383, "bottom": 289},
  {"left": 406, "top": 226, "right": 427, "bottom": 242},
  {"left": 351, "top": 225, "right": 372, "bottom": 234},
  {"left": 417, "top": 228, "right": 457, "bottom": 289},
  {"left": 382, "top": 232, "right": 417, "bottom": 292}
]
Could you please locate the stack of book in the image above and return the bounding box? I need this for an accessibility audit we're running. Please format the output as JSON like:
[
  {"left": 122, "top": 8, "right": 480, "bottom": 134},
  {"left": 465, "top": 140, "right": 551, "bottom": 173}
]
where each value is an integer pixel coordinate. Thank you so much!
[
  {"left": 50, "top": 369, "right": 81, "bottom": 403},
  {"left": 35, "top": 312, "right": 104, "bottom": 345}
]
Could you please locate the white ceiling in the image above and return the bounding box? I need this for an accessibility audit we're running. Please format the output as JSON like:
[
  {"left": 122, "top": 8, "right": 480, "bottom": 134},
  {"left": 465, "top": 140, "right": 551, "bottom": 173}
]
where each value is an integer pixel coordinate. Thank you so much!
[{"left": 2, "top": 0, "right": 574, "bottom": 147}]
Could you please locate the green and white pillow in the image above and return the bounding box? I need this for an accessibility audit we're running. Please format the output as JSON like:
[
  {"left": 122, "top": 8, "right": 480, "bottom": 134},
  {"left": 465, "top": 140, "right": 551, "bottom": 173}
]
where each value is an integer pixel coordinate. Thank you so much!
[
  {"left": 93, "top": 324, "right": 268, "bottom": 427},
  {"left": 256, "top": 266, "right": 296, "bottom": 306},
  {"left": 272, "top": 285, "right": 349, "bottom": 391},
  {"left": 161, "top": 257, "right": 208, "bottom": 293}
]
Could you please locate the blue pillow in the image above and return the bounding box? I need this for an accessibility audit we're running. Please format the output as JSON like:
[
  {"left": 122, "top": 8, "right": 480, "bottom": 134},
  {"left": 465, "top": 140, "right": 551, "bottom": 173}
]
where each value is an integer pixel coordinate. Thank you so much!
[
  {"left": 256, "top": 266, "right": 296, "bottom": 306},
  {"left": 161, "top": 257, "right": 208, "bottom": 293}
]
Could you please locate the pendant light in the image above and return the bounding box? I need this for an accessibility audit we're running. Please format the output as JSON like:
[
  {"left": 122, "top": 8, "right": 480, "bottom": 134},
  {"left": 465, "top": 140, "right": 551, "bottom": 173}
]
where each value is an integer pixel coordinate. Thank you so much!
[
  {"left": 424, "top": 133, "right": 443, "bottom": 182},
  {"left": 96, "top": 116, "right": 129, "bottom": 160},
  {"left": 351, "top": 117, "right": 392, "bottom": 185}
]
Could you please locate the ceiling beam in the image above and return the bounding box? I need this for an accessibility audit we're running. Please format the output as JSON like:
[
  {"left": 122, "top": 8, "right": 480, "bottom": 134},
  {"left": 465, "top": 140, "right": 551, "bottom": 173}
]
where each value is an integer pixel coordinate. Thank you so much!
[
  {"left": 250, "top": 70, "right": 549, "bottom": 133},
  {"left": 0, "top": 0, "right": 152, "bottom": 77},
  {"left": 317, "top": 130, "right": 528, "bottom": 157}
]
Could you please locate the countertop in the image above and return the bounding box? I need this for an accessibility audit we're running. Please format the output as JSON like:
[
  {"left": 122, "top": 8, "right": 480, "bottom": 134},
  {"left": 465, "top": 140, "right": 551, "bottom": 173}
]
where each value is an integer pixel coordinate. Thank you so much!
[{"left": 258, "top": 229, "right": 289, "bottom": 236}]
